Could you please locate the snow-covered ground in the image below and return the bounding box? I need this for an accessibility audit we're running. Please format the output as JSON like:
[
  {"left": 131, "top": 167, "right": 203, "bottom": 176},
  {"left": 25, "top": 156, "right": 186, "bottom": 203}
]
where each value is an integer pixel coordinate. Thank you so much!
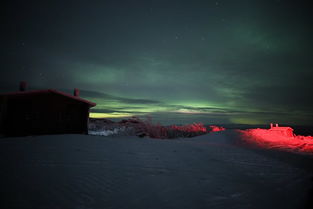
[{"left": 0, "top": 130, "right": 312, "bottom": 209}]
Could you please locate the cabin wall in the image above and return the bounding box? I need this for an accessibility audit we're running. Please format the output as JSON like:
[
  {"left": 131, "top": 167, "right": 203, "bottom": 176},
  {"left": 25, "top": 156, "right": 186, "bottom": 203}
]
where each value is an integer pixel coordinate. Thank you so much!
[
  {"left": 3, "top": 93, "right": 90, "bottom": 136},
  {"left": 285, "top": 129, "right": 294, "bottom": 137},
  {"left": 0, "top": 96, "right": 8, "bottom": 134},
  {"left": 269, "top": 129, "right": 294, "bottom": 137}
]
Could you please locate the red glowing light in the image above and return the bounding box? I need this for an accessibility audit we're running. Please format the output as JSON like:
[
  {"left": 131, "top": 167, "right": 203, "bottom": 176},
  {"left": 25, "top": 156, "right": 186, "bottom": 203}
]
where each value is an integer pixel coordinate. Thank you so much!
[
  {"left": 239, "top": 124, "right": 313, "bottom": 153},
  {"left": 209, "top": 125, "right": 226, "bottom": 132}
]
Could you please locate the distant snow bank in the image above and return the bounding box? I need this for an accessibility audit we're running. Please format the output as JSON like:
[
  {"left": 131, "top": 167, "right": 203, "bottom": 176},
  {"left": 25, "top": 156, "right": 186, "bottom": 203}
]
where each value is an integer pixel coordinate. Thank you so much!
[
  {"left": 88, "top": 127, "right": 130, "bottom": 136},
  {"left": 88, "top": 117, "right": 217, "bottom": 138}
]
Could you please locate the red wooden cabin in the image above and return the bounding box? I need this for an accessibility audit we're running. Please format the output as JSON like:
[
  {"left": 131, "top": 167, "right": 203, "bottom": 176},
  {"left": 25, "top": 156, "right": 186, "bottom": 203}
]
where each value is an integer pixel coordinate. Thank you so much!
[{"left": 269, "top": 123, "right": 294, "bottom": 137}]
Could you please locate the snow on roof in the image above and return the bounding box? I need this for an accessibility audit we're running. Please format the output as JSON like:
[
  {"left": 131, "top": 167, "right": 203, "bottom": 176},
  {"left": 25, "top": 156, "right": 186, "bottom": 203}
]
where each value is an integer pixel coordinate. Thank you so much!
[
  {"left": 0, "top": 89, "right": 96, "bottom": 107},
  {"left": 270, "top": 127, "right": 293, "bottom": 130}
]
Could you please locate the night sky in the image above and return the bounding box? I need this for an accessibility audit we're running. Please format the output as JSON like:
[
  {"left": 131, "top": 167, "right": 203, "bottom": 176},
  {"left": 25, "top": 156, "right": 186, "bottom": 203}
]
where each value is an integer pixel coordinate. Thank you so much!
[{"left": 2, "top": 0, "right": 313, "bottom": 125}]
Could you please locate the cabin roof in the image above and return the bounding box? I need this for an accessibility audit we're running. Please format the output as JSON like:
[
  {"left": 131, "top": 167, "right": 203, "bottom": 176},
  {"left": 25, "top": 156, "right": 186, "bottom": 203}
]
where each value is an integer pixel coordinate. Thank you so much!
[
  {"left": 0, "top": 89, "right": 96, "bottom": 107},
  {"left": 270, "top": 127, "right": 293, "bottom": 131}
]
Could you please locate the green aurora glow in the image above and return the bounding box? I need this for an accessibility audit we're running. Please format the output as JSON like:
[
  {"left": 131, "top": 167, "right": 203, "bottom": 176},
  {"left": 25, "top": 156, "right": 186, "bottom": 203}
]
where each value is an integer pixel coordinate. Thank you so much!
[{"left": 2, "top": 0, "right": 313, "bottom": 125}]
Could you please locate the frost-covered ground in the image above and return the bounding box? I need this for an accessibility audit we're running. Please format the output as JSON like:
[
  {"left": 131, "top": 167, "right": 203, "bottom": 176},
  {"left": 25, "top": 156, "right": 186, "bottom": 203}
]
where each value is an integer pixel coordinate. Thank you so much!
[{"left": 0, "top": 131, "right": 312, "bottom": 209}]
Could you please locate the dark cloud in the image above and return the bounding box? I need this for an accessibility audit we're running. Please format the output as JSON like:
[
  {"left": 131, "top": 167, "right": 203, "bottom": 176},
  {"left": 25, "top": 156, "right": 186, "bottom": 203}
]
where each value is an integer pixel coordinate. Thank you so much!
[
  {"left": 90, "top": 109, "right": 146, "bottom": 114},
  {"left": 239, "top": 85, "right": 313, "bottom": 112},
  {"left": 80, "top": 90, "right": 162, "bottom": 105}
]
